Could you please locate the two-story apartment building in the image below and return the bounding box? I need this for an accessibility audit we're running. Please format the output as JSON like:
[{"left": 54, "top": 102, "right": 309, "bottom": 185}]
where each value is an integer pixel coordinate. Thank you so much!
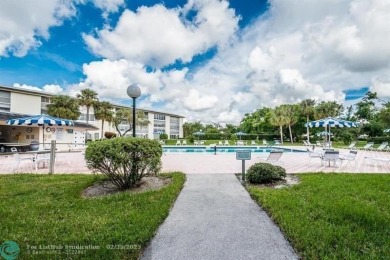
[{"left": 0, "top": 85, "right": 184, "bottom": 148}]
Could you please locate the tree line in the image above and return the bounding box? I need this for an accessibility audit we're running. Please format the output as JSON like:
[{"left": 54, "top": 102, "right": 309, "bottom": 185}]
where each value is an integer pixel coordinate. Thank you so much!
[
  {"left": 46, "top": 89, "right": 149, "bottom": 138},
  {"left": 184, "top": 92, "right": 390, "bottom": 144}
]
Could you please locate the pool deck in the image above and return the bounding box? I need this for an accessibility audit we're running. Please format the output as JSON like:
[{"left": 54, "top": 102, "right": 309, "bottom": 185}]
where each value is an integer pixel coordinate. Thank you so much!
[{"left": 0, "top": 146, "right": 389, "bottom": 174}]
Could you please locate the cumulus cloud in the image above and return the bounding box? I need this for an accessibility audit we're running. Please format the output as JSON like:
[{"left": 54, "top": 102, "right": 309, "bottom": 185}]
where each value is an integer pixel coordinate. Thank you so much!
[
  {"left": 83, "top": 0, "right": 239, "bottom": 67},
  {"left": 183, "top": 89, "right": 218, "bottom": 111},
  {"left": 0, "top": 1, "right": 77, "bottom": 57},
  {"left": 90, "top": 0, "right": 125, "bottom": 16},
  {"left": 13, "top": 0, "right": 388, "bottom": 125},
  {"left": 13, "top": 83, "right": 64, "bottom": 94}
]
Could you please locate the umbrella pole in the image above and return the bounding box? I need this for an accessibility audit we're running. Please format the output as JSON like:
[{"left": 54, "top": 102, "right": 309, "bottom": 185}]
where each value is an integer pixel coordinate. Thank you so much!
[{"left": 42, "top": 125, "right": 45, "bottom": 150}]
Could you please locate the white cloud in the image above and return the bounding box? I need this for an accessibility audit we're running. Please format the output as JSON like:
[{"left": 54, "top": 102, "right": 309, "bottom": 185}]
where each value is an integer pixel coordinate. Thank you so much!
[
  {"left": 13, "top": 83, "right": 63, "bottom": 94},
  {"left": 91, "top": 0, "right": 125, "bottom": 15},
  {"left": 83, "top": 0, "right": 239, "bottom": 67},
  {"left": 183, "top": 89, "right": 218, "bottom": 111},
  {"left": 0, "top": 1, "right": 77, "bottom": 57},
  {"left": 56, "top": 0, "right": 390, "bottom": 124}
]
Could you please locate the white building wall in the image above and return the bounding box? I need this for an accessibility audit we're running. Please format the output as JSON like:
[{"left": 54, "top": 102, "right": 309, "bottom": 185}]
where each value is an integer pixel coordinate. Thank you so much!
[
  {"left": 148, "top": 112, "right": 154, "bottom": 139},
  {"left": 179, "top": 118, "right": 184, "bottom": 138},
  {"left": 10, "top": 93, "right": 41, "bottom": 114},
  {"left": 165, "top": 115, "right": 171, "bottom": 137}
]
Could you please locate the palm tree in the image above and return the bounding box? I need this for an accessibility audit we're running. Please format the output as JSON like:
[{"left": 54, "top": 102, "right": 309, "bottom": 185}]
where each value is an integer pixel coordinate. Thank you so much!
[
  {"left": 94, "top": 101, "right": 114, "bottom": 139},
  {"left": 77, "top": 89, "right": 99, "bottom": 141},
  {"left": 76, "top": 89, "right": 99, "bottom": 125},
  {"left": 270, "top": 106, "right": 288, "bottom": 144},
  {"left": 281, "top": 104, "right": 299, "bottom": 144},
  {"left": 300, "top": 99, "right": 316, "bottom": 142},
  {"left": 47, "top": 95, "right": 81, "bottom": 120}
]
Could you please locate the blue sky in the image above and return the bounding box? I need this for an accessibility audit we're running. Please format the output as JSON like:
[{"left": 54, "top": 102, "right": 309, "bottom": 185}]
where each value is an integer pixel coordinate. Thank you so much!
[{"left": 1, "top": 0, "right": 388, "bottom": 123}]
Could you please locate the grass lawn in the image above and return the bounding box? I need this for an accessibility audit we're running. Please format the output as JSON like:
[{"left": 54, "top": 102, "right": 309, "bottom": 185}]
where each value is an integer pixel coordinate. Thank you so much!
[
  {"left": 0, "top": 173, "right": 185, "bottom": 259},
  {"left": 248, "top": 174, "right": 390, "bottom": 259}
]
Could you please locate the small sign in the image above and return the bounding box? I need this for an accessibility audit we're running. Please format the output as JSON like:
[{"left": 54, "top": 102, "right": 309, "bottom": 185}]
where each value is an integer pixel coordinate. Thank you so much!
[
  {"left": 236, "top": 150, "right": 251, "bottom": 160},
  {"left": 66, "top": 129, "right": 74, "bottom": 134}
]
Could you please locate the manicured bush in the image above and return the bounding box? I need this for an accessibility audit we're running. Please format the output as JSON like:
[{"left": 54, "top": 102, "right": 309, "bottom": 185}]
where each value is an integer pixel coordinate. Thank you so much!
[
  {"left": 159, "top": 133, "right": 168, "bottom": 140},
  {"left": 367, "top": 136, "right": 390, "bottom": 144},
  {"left": 340, "top": 132, "right": 353, "bottom": 144},
  {"left": 85, "top": 137, "right": 162, "bottom": 190},
  {"left": 104, "top": 131, "right": 117, "bottom": 139},
  {"left": 246, "top": 163, "right": 286, "bottom": 184}
]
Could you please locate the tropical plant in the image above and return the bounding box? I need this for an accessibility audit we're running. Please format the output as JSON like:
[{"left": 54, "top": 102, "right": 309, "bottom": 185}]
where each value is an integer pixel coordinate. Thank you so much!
[
  {"left": 85, "top": 137, "right": 162, "bottom": 190},
  {"left": 314, "top": 101, "right": 343, "bottom": 119},
  {"left": 300, "top": 99, "right": 316, "bottom": 141},
  {"left": 94, "top": 101, "right": 114, "bottom": 139},
  {"left": 76, "top": 88, "right": 99, "bottom": 125},
  {"left": 183, "top": 121, "right": 203, "bottom": 137},
  {"left": 270, "top": 106, "right": 288, "bottom": 144},
  {"left": 246, "top": 163, "right": 286, "bottom": 184},
  {"left": 47, "top": 95, "right": 81, "bottom": 120},
  {"left": 112, "top": 109, "right": 150, "bottom": 137},
  {"left": 281, "top": 104, "right": 299, "bottom": 143}
]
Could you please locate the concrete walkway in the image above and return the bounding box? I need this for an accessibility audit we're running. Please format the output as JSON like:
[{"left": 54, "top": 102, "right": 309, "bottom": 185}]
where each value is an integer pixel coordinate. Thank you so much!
[{"left": 142, "top": 174, "right": 298, "bottom": 260}]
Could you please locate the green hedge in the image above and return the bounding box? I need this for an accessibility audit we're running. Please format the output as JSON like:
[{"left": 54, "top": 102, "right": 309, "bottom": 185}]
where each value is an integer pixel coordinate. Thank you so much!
[
  {"left": 189, "top": 133, "right": 279, "bottom": 140},
  {"left": 367, "top": 136, "right": 390, "bottom": 144}
]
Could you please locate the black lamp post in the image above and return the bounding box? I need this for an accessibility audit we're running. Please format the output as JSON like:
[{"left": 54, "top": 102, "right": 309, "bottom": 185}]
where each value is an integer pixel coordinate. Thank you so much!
[{"left": 127, "top": 83, "right": 141, "bottom": 137}]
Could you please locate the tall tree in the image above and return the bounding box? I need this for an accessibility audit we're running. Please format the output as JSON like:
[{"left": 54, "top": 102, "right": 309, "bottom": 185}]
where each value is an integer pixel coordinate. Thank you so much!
[
  {"left": 183, "top": 121, "right": 203, "bottom": 137},
  {"left": 270, "top": 106, "right": 288, "bottom": 144},
  {"left": 76, "top": 89, "right": 99, "bottom": 125},
  {"left": 299, "top": 99, "right": 316, "bottom": 142},
  {"left": 281, "top": 104, "right": 299, "bottom": 144},
  {"left": 314, "top": 101, "right": 343, "bottom": 119},
  {"left": 47, "top": 95, "right": 81, "bottom": 120},
  {"left": 94, "top": 101, "right": 114, "bottom": 139},
  {"left": 136, "top": 110, "right": 150, "bottom": 131}
]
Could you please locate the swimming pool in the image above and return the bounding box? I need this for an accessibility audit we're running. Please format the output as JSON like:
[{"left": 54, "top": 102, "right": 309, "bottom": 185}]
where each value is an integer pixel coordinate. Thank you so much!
[{"left": 162, "top": 146, "right": 305, "bottom": 153}]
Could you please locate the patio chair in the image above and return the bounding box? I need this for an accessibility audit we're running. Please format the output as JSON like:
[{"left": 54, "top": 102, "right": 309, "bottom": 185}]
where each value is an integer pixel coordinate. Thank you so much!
[
  {"left": 11, "top": 147, "right": 33, "bottom": 171},
  {"left": 374, "top": 142, "right": 388, "bottom": 151},
  {"left": 200, "top": 140, "right": 205, "bottom": 145},
  {"left": 224, "top": 140, "right": 229, "bottom": 146},
  {"left": 321, "top": 150, "right": 339, "bottom": 167},
  {"left": 323, "top": 141, "right": 332, "bottom": 149},
  {"left": 259, "top": 150, "right": 284, "bottom": 165},
  {"left": 262, "top": 139, "right": 268, "bottom": 146},
  {"left": 218, "top": 141, "right": 223, "bottom": 146},
  {"left": 347, "top": 141, "right": 357, "bottom": 150},
  {"left": 33, "top": 152, "right": 50, "bottom": 171},
  {"left": 251, "top": 140, "right": 256, "bottom": 145},
  {"left": 274, "top": 140, "right": 282, "bottom": 146},
  {"left": 306, "top": 148, "right": 323, "bottom": 163},
  {"left": 359, "top": 142, "right": 374, "bottom": 151},
  {"left": 316, "top": 141, "right": 323, "bottom": 147},
  {"left": 339, "top": 150, "right": 358, "bottom": 167},
  {"left": 175, "top": 140, "right": 181, "bottom": 146},
  {"left": 182, "top": 140, "right": 187, "bottom": 145}
]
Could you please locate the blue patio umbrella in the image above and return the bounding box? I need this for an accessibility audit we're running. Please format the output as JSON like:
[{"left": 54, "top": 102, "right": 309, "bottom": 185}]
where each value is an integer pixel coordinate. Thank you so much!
[
  {"left": 235, "top": 131, "right": 246, "bottom": 140},
  {"left": 193, "top": 130, "right": 205, "bottom": 140},
  {"left": 306, "top": 117, "right": 359, "bottom": 142},
  {"left": 7, "top": 114, "right": 74, "bottom": 147},
  {"left": 316, "top": 131, "right": 333, "bottom": 137}
]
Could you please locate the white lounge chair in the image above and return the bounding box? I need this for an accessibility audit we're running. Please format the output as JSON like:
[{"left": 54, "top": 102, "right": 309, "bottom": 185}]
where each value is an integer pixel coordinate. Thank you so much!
[
  {"left": 262, "top": 139, "right": 268, "bottom": 146},
  {"left": 359, "top": 142, "right": 374, "bottom": 151},
  {"left": 259, "top": 150, "right": 284, "bottom": 165},
  {"left": 374, "top": 142, "right": 388, "bottom": 151},
  {"left": 347, "top": 141, "right": 357, "bottom": 150},
  {"left": 251, "top": 140, "right": 256, "bottom": 145},
  {"left": 224, "top": 140, "right": 229, "bottom": 146},
  {"left": 175, "top": 140, "right": 181, "bottom": 146},
  {"left": 218, "top": 141, "right": 223, "bottom": 146},
  {"left": 182, "top": 140, "right": 187, "bottom": 145}
]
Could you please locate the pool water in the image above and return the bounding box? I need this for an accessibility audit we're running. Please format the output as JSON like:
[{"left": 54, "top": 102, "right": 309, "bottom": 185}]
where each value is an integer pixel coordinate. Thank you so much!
[{"left": 162, "top": 146, "right": 305, "bottom": 153}]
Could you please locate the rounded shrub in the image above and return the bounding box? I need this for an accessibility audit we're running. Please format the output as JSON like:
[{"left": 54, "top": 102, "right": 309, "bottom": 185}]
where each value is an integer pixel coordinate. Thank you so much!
[
  {"left": 246, "top": 163, "right": 286, "bottom": 184},
  {"left": 159, "top": 133, "right": 168, "bottom": 140},
  {"left": 85, "top": 137, "right": 162, "bottom": 190}
]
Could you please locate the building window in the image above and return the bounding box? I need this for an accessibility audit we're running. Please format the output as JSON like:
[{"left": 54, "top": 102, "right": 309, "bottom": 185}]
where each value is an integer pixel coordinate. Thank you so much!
[
  {"left": 0, "top": 90, "right": 11, "bottom": 112},
  {"left": 41, "top": 96, "right": 52, "bottom": 103},
  {"left": 154, "top": 114, "right": 165, "bottom": 120},
  {"left": 78, "top": 113, "right": 95, "bottom": 121},
  {"left": 94, "top": 133, "right": 99, "bottom": 140}
]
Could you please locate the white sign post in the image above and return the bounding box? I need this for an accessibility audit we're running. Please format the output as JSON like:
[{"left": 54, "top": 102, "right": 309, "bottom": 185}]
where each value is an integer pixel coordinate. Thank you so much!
[{"left": 236, "top": 150, "right": 251, "bottom": 184}]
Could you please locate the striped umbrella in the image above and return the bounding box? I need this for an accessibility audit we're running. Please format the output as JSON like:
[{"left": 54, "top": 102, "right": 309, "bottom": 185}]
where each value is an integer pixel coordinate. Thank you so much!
[
  {"left": 7, "top": 114, "right": 74, "bottom": 147},
  {"left": 235, "top": 131, "right": 247, "bottom": 140},
  {"left": 305, "top": 117, "right": 359, "bottom": 142}
]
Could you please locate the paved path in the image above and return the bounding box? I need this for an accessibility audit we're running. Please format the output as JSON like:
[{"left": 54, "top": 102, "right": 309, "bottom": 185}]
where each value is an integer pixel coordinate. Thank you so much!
[{"left": 141, "top": 174, "right": 298, "bottom": 260}]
